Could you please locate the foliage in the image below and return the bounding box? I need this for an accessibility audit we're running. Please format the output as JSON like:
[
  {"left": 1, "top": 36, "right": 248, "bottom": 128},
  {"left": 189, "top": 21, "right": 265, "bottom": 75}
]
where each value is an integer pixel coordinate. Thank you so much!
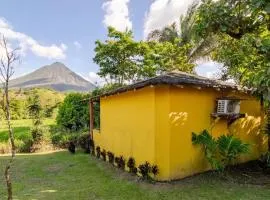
[
  {"left": 96, "top": 146, "right": 101, "bottom": 159},
  {"left": 107, "top": 151, "right": 115, "bottom": 164},
  {"left": 0, "top": 88, "right": 64, "bottom": 120},
  {"left": 94, "top": 27, "right": 143, "bottom": 84},
  {"left": 101, "top": 149, "right": 107, "bottom": 161},
  {"left": 217, "top": 135, "right": 249, "bottom": 165},
  {"left": 77, "top": 133, "right": 91, "bottom": 153},
  {"left": 28, "top": 94, "right": 43, "bottom": 124},
  {"left": 56, "top": 93, "right": 90, "bottom": 131},
  {"left": 145, "top": 40, "right": 194, "bottom": 74},
  {"left": 127, "top": 157, "right": 137, "bottom": 174},
  {"left": 194, "top": 0, "right": 270, "bottom": 151},
  {"left": 68, "top": 142, "right": 76, "bottom": 154},
  {"left": 195, "top": 0, "right": 270, "bottom": 101},
  {"left": 138, "top": 162, "right": 152, "bottom": 179},
  {"left": 30, "top": 127, "right": 44, "bottom": 143},
  {"left": 115, "top": 156, "right": 125, "bottom": 170},
  {"left": 151, "top": 165, "right": 159, "bottom": 176},
  {"left": 147, "top": 2, "right": 218, "bottom": 62},
  {"left": 27, "top": 94, "right": 46, "bottom": 147},
  {"left": 147, "top": 22, "right": 179, "bottom": 43},
  {"left": 192, "top": 130, "right": 221, "bottom": 170},
  {"left": 50, "top": 126, "right": 91, "bottom": 153},
  {"left": 93, "top": 27, "right": 195, "bottom": 84},
  {"left": 192, "top": 130, "right": 249, "bottom": 171},
  {"left": 0, "top": 119, "right": 55, "bottom": 153}
]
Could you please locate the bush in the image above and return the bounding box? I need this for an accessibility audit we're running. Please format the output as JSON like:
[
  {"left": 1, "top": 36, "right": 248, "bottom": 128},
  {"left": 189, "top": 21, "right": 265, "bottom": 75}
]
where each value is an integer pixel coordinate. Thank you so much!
[
  {"left": 107, "top": 151, "right": 114, "bottom": 164},
  {"left": 31, "top": 126, "right": 44, "bottom": 143},
  {"left": 192, "top": 129, "right": 249, "bottom": 171},
  {"left": 101, "top": 149, "right": 107, "bottom": 161},
  {"left": 151, "top": 165, "right": 159, "bottom": 176},
  {"left": 127, "top": 157, "right": 137, "bottom": 174},
  {"left": 78, "top": 133, "right": 91, "bottom": 153},
  {"left": 115, "top": 156, "right": 125, "bottom": 169},
  {"left": 96, "top": 146, "right": 101, "bottom": 158},
  {"left": 0, "top": 139, "right": 34, "bottom": 154},
  {"left": 138, "top": 162, "right": 152, "bottom": 179},
  {"left": 17, "top": 139, "right": 33, "bottom": 153},
  {"left": 56, "top": 93, "right": 90, "bottom": 131},
  {"left": 68, "top": 142, "right": 76, "bottom": 153},
  {"left": 217, "top": 134, "right": 249, "bottom": 165}
]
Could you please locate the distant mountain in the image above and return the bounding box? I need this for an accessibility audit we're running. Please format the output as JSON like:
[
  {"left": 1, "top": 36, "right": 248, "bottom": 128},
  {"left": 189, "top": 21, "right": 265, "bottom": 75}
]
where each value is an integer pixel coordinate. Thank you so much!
[{"left": 10, "top": 62, "right": 96, "bottom": 92}]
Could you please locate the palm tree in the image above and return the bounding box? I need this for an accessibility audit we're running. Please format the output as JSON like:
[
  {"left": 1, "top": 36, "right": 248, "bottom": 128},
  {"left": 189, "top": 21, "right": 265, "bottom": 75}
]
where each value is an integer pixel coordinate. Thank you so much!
[
  {"left": 147, "top": 22, "right": 179, "bottom": 43},
  {"left": 147, "top": 1, "right": 218, "bottom": 63}
]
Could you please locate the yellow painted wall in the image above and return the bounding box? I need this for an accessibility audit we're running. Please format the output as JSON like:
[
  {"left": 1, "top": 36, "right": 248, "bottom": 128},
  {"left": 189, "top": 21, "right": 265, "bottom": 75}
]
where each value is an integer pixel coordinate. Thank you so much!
[
  {"left": 93, "top": 85, "right": 267, "bottom": 181},
  {"left": 93, "top": 87, "right": 156, "bottom": 165},
  {"left": 167, "top": 85, "right": 267, "bottom": 180}
]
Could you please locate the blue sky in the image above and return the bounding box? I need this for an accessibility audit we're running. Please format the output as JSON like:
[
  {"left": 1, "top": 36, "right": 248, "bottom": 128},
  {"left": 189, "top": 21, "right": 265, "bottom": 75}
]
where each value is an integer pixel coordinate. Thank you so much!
[{"left": 0, "top": 0, "right": 218, "bottom": 84}]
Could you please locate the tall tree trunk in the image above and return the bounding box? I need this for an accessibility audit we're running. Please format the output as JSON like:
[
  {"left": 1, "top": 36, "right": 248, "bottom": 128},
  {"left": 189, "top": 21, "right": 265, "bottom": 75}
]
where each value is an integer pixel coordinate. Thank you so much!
[{"left": 4, "top": 81, "right": 16, "bottom": 200}]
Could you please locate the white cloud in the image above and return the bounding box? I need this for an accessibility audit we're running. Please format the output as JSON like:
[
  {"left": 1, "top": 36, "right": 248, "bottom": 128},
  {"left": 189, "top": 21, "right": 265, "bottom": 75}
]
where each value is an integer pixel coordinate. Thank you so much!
[
  {"left": 195, "top": 61, "right": 222, "bottom": 79},
  {"left": 0, "top": 17, "right": 67, "bottom": 59},
  {"left": 73, "top": 41, "right": 82, "bottom": 50},
  {"left": 144, "top": 0, "right": 192, "bottom": 38},
  {"left": 102, "top": 0, "right": 132, "bottom": 31},
  {"left": 81, "top": 72, "right": 106, "bottom": 86},
  {"left": 87, "top": 72, "right": 106, "bottom": 86}
]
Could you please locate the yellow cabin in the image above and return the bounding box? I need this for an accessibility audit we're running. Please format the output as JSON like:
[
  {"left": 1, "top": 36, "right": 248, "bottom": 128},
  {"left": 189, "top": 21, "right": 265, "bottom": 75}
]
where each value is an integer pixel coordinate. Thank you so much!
[{"left": 90, "top": 72, "right": 267, "bottom": 181}]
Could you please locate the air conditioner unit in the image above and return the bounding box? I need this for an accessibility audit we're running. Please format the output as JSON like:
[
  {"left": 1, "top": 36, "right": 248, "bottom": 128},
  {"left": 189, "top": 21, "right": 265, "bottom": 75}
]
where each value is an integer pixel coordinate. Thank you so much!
[{"left": 217, "top": 100, "right": 240, "bottom": 114}]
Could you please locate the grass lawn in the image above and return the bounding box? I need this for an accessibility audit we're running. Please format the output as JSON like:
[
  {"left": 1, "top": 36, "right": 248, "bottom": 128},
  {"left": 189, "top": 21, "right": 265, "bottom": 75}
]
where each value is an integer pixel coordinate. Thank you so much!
[{"left": 1, "top": 151, "right": 270, "bottom": 200}]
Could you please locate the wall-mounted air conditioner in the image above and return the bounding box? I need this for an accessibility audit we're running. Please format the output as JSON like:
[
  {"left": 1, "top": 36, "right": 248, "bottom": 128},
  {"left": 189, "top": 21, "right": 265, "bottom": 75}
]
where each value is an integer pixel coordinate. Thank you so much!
[{"left": 217, "top": 99, "right": 240, "bottom": 114}]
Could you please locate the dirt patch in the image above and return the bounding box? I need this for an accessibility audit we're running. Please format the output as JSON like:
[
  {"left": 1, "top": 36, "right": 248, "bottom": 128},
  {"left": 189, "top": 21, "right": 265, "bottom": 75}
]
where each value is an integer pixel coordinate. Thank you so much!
[{"left": 223, "top": 160, "right": 270, "bottom": 185}]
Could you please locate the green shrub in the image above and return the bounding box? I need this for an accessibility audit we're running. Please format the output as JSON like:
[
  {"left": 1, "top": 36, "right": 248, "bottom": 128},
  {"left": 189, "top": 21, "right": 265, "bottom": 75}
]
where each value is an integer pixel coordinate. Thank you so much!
[
  {"left": 115, "top": 156, "right": 125, "bottom": 169},
  {"left": 138, "top": 162, "right": 152, "bottom": 180},
  {"left": 192, "top": 129, "right": 249, "bottom": 171},
  {"left": 56, "top": 93, "right": 90, "bottom": 131},
  {"left": 78, "top": 133, "right": 91, "bottom": 153},
  {"left": 192, "top": 130, "right": 222, "bottom": 170},
  {"left": 107, "top": 151, "right": 114, "bottom": 164},
  {"left": 217, "top": 135, "right": 249, "bottom": 165},
  {"left": 31, "top": 127, "right": 44, "bottom": 143},
  {"left": 17, "top": 139, "right": 33, "bottom": 153},
  {"left": 101, "top": 149, "right": 107, "bottom": 161},
  {"left": 127, "top": 157, "right": 136, "bottom": 173},
  {"left": 151, "top": 165, "right": 159, "bottom": 176}
]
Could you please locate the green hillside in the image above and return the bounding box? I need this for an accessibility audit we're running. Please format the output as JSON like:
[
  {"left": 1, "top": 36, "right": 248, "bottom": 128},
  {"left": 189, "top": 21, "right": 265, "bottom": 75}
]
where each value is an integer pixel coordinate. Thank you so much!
[{"left": 0, "top": 88, "right": 65, "bottom": 120}]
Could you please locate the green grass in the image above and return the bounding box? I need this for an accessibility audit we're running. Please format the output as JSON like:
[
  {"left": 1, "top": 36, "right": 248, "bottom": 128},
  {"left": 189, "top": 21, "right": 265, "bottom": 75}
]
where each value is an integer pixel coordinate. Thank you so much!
[
  {"left": 0, "top": 119, "right": 55, "bottom": 142},
  {"left": 1, "top": 151, "right": 270, "bottom": 200}
]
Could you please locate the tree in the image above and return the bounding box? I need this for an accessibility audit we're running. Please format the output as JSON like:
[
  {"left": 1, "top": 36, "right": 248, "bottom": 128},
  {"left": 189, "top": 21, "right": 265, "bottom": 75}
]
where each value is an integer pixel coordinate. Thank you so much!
[
  {"left": 93, "top": 27, "right": 142, "bottom": 84},
  {"left": 194, "top": 0, "right": 270, "bottom": 148},
  {"left": 147, "top": 1, "right": 218, "bottom": 62},
  {"left": 94, "top": 27, "right": 195, "bottom": 83},
  {"left": 56, "top": 93, "right": 90, "bottom": 131},
  {"left": 145, "top": 39, "right": 194, "bottom": 73},
  {"left": 27, "top": 94, "right": 43, "bottom": 142},
  {"left": 147, "top": 22, "right": 179, "bottom": 43},
  {"left": 0, "top": 35, "right": 20, "bottom": 200}
]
